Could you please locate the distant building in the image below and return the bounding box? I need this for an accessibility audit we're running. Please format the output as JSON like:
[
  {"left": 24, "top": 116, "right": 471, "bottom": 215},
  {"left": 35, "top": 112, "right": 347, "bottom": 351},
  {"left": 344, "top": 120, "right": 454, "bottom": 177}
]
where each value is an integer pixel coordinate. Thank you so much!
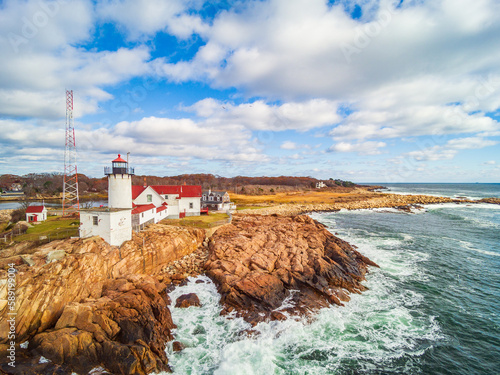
[
  {"left": 316, "top": 181, "right": 326, "bottom": 189},
  {"left": 1, "top": 189, "right": 24, "bottom": 197},
  {"left": 26, "top": 205, "right": 47, "bottom": 222},
  {"left": 201, "top": 189, "right": 235, "bottom": 211}
]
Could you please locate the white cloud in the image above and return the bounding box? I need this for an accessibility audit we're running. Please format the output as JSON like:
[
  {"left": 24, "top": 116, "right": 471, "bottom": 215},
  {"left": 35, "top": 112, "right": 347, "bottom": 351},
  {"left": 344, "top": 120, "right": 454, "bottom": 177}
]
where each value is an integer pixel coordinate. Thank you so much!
[
  {"left": 328, "top": 141, "right": 386, "bottom": 155},
  {"left": 403, "top": 136, "right": 498, "bottom": 161},
  {"left": 0, "top": 0, "right": 154, "bottom": 120},
  {"left": 0, "top": 114, "right": 267, "bottom": 165},
  {"left": 446, "top": 136, "right": 497, "bottom": 150},
  {"left": 280, "top": 141, "right": 297, "bottom": 150},
  {"left": 96, "top": 0, "right": 208, "bottom": 39},
  {"left": 153, "top": 0, "right": 500, "bottom": 142},
  {"left": 185, "top": 98, "right": 341, "bottom": 131}
]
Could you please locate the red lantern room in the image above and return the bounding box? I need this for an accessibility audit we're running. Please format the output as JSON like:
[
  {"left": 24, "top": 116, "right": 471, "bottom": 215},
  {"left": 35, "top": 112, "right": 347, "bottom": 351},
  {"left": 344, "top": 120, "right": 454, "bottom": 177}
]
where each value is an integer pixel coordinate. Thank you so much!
[{"left": 105, "top": 154, "right": 134, "bottom": 175}]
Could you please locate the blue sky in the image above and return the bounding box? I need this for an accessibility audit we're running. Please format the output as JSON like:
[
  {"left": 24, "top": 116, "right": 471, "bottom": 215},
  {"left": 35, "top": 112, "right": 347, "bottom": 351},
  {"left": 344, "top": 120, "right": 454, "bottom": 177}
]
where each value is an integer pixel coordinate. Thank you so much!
[{"left": 0, "top": 0, "right": 499, "bottom": 183}]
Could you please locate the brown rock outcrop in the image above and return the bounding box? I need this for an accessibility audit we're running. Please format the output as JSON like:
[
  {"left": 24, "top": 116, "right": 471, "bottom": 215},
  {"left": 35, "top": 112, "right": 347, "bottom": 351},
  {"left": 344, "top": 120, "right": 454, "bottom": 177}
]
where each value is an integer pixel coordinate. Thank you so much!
[
  {"left": 28, "top": 275, "right": 174, "bottom": 375},
  {"left": 237, "top": 192, "right": 459, "bottom": 216},
  {"left": 0, "top": 224, "right": 205, "bottom": 374},
  {"left": 205, "top": 214, "right": 378, "bottom": 325},
  {"left": 479, "top": 197, "right": 500, "bottom": 205}
]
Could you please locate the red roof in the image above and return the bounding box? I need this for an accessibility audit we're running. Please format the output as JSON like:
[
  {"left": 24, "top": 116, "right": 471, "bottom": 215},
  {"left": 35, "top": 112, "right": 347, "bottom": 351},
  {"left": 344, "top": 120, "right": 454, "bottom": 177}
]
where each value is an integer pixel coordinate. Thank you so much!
[
  {"left": 26, "top": 205, "right": 45, "bottom": 213},
  {"left": 150, "top": 185, "right": 202, "bottom": 198},
  {"left": 156, "top": 206, "right": 167, "bottom": 213},
  {"left": 112, "top": 154, "right": 127, "bottom": 163},
  {"left": 131, "top": 204, "right": 155, "bottom": 215},
  {"left": 132, "top": 186, "right": 146, "bottom": 200}
]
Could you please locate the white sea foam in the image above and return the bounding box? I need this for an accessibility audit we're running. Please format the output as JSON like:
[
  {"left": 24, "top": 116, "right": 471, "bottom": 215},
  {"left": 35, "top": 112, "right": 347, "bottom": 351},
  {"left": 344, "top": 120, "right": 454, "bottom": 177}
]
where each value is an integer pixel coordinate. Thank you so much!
[{"left": 156, "top": 214, "right": 443, "bottom": 375}]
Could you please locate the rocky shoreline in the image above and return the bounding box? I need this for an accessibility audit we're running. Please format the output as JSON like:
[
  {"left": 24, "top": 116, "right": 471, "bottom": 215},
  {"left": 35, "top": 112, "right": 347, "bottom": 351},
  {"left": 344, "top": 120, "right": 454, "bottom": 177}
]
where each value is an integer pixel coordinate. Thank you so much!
[
  {"left": 236, "top": 191, "right": 490, "bottom": 216},
  {"left": 0, "top": 224, "right": 205, "bottom": 374}
]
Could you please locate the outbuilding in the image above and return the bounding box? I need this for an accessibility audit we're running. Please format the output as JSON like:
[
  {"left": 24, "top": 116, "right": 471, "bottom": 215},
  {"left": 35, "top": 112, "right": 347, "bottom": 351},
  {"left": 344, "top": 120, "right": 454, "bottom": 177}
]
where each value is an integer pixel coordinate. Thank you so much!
[{"left": 25, "top": 205, "right": 47, "bottom": 222}]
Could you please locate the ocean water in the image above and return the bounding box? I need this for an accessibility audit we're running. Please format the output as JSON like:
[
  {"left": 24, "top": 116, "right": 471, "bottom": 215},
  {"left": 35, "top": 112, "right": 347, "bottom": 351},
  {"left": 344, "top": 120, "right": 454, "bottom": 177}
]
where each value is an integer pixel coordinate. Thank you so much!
[
  {"left": 372, "top": 182, "right": 500, "bottom": 200},
  {"left": 161, "top": 184, "right": 500, "bottom": 375}
]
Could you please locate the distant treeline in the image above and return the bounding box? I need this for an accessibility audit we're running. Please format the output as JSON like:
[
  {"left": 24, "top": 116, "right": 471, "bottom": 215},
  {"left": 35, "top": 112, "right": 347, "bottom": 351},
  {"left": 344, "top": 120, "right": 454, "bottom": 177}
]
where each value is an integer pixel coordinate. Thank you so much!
[{"left": 0, "top": 173, "right": 358, "bottom": 197}]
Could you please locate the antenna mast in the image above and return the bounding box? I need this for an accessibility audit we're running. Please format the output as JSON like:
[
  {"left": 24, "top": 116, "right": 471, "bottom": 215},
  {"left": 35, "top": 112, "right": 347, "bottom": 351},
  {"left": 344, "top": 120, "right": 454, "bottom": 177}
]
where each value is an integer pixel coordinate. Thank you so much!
[{"left": 62, "top": 89, "right": 80, "bottom": 216}]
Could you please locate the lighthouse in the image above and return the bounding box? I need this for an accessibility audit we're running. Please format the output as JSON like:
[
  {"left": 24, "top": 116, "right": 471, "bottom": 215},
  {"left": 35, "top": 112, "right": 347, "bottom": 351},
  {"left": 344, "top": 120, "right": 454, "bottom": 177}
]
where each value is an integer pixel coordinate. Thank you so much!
[
  {"left": 79, "top": 154, "right": 134, "bottom": 246},
  {"left": 105, "top": 154, "right": 134, "bottom": 209}
]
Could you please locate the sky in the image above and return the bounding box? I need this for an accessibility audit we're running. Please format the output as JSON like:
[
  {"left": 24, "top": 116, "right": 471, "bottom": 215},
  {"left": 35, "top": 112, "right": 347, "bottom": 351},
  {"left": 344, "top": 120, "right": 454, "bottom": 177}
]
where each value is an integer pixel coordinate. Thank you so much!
[{"left": 0, "top": 0, "right": 499, "bottom": 183}]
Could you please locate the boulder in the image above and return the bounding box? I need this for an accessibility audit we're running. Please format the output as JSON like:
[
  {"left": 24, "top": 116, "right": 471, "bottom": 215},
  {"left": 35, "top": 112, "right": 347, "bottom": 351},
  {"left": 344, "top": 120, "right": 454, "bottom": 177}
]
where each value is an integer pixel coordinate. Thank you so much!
[{"left": 175, "top": 293, "right": 201, "bottom": 308}]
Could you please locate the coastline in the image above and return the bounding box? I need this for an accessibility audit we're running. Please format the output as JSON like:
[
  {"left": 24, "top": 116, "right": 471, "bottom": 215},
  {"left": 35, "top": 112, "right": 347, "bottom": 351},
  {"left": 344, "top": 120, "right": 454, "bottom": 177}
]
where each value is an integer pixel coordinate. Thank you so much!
[
  {"left": 0, "top": 188, "right": 498, "bottom": 374},
  {"left": 236, "top": 190, "right": 486, "bottom": 216}
]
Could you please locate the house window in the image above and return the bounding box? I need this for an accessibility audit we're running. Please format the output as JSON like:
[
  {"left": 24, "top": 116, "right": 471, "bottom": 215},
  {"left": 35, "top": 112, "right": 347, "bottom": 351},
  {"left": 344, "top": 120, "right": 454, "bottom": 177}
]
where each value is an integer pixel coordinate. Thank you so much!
[
  {"left": 165, "top": 195, "right": 168, "bottom": 199},
  {"left": 142, "top": 213, "right": 144, "bottom": 218},
  {"left": 147, "top": 194, "right": 152, "bottom": 202},
  {"left": 189, "top": 202, "right": 194, "bottom": 209},
  {"left": 93, "top": 216, "right": 98, "bottom": 226},
  {"left": 152, "top": 209, "right": 154, "bottom": 213}
]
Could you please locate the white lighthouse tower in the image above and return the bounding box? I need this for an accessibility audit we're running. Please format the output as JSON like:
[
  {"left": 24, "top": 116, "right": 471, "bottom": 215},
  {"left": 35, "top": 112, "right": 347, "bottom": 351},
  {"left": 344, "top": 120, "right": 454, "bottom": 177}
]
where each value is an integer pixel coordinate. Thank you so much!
[
  {"left": 105, "top": 154, "right": 133, "bottom": 209},
  {"left": 79, "top": 154, "right": 134, "bottom": 246}
]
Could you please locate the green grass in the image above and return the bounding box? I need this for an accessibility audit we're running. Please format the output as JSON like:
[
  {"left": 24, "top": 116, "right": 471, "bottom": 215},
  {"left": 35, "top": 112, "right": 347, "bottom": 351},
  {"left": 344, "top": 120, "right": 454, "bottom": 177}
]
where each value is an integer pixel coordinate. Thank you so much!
[
  {"left": 162, "top": 212, "right": 230, "bottom": 229},
  {"left": 11, "top": 216, "right": 79, "bottom": 243}
]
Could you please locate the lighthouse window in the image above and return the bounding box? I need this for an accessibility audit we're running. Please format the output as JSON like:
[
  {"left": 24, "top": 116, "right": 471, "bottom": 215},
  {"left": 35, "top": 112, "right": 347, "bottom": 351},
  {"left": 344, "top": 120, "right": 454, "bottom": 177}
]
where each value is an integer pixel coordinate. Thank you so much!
[
  {"left": 93, "top": 216, "right": 98, "bottom": 226},
  {"left": 147, "top": 194, "right": 152, "bottom": 202}
]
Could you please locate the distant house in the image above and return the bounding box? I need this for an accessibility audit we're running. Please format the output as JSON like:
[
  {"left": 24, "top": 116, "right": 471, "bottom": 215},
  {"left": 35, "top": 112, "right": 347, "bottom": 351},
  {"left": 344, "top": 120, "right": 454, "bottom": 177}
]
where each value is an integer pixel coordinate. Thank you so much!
[
  {"left": 316, "top": 181, "right": 326, "bottom": 189},
  {"left": 1, "top": 187, "right": 24, "bottom": 197},
  {"left": 26, "top": 205, "right": 47, "bottom": 222},
  {"left": 201, "top": 190, "right": 236, "bottom": 211}
]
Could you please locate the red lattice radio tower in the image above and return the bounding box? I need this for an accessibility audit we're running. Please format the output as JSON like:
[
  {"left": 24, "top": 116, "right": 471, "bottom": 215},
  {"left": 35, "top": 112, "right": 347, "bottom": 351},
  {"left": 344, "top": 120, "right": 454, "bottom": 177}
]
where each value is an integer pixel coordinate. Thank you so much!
[{"left": 62, "top": 90, "right": 80, "bottom": 216}]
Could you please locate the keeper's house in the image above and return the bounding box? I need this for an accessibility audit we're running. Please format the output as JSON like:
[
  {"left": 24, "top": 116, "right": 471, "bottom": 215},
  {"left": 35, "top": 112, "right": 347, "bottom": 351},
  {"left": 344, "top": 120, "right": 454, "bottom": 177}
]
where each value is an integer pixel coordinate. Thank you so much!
[{"left": 131, "top": 184, "right": 202, "bottom": 228}]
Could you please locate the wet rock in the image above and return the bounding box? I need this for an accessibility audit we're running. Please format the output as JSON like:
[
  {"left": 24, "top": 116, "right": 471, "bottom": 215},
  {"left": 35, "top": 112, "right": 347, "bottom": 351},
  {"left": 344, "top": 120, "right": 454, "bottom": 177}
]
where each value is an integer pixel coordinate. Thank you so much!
[
  {"left": 270, "top": 311, "right": 287, "bottom": 321},
  {"left": 175, "top": 293, "right": 201, "bottom": 308},
  {"left": 172, "top": 341, "right": 185, "bottom": 352}
]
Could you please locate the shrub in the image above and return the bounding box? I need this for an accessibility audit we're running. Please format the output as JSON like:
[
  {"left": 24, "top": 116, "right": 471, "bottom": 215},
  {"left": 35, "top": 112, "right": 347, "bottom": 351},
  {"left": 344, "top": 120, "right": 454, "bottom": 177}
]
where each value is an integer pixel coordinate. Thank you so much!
[{"left": 10, "top": 209, "right": 25, "bottom": 223}]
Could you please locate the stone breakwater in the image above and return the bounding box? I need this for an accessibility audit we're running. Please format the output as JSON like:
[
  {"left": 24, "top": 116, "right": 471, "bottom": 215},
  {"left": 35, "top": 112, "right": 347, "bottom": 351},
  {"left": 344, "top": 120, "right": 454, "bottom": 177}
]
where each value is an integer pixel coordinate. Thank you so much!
[
  {"left": 0, "top": 224, "right": 205, "bottom": 375},
  {"left": 205, "top": 214, "right": 378, "bottom": 325},
  {"left": 237, "top": 193, "right": 465, "bottom": 216}
]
